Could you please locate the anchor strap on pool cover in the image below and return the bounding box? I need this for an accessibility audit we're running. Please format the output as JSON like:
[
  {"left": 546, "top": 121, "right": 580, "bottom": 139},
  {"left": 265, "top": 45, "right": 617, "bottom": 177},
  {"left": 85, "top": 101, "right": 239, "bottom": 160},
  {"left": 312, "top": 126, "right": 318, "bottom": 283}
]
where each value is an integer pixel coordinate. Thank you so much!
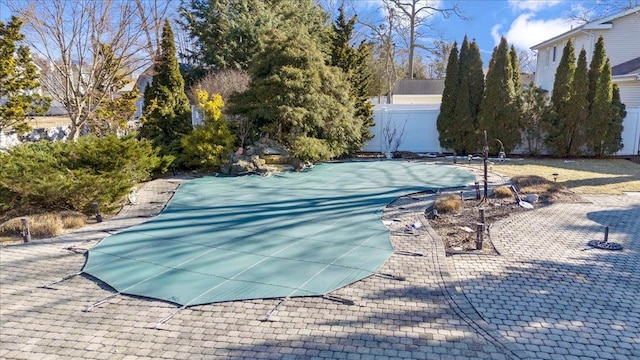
[{"left": 82, "top": 161, "right": 475, "bottom": 306}]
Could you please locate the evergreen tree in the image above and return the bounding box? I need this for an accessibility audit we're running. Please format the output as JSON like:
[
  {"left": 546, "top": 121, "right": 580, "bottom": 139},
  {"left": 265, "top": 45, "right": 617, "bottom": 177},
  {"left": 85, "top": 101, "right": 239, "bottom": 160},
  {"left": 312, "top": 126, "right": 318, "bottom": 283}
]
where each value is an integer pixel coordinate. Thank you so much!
[
  {"left": 478, "top": 37, "right": 520, "bottom": 153},
  {"left": 586, "top": 58, "right": 615, "bottom": 156},
  {"left": 437, "top": 41, "right": 459, "bottom": 150},
  {"left": 510, "top": 45, "right": 522, "bottom": 91},
  {"left": 543, "top": 39, "right": 576, "bottom": 157},
  {"left": 181, "top": 0, "right": 330, "bottom": 71},
  {"left": 585, "top": 36, "right": 623, "bottom": 156},
  {"left": 587, "top": 36, "right": 606, "bottom": 107},
  {"left": 452, "top": 36, "right": 477, "bottom": 153},
  {"left": 0, "top": 16, "right": 50, "bottom": 132},
  {"left": 467, "top": 40, "right": 485, "bottom": 127},
  {"left": 138, "top": 20, "right": 192, "bottom": 162},
  {"left": 520, "top": 84, "right": 547, "bottom": 156},
  {"left": 330, "top": 6, "right": 375, "bottom": 152},
  {"left": 229, "top": 26, "right": 357, "bottom": 162},
  {"left": 510, "top": 45, "right": 523, "bottom": 126},
  {"left": 604, "top": 83, "right": 625, "bottom": 155},
  {"left": 567, "top": 48, "right": 589, "bottom": 155}
]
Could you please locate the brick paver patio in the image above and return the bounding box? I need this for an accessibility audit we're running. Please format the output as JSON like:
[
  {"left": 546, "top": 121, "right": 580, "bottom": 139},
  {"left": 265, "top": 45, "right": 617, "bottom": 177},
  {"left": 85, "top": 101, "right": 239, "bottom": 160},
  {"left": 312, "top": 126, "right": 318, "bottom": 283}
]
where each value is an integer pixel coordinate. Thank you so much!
[{"left": 1, "top": 174, "right": 638, "bottom": 359}]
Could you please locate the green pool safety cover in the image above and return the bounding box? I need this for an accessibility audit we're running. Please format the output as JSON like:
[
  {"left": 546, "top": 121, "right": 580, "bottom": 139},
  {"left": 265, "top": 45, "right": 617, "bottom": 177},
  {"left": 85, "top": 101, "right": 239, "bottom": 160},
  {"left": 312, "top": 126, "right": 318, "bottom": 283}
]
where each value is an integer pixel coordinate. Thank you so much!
[{"left": 83, "top": 161, "right": 474, "bottom": 306}]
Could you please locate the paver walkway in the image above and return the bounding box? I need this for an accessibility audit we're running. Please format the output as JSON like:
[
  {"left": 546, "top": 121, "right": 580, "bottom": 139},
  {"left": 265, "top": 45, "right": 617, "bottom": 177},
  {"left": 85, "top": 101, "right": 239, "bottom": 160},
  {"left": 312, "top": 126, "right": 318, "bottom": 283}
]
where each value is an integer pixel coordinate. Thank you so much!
[
  {"left": 452, "top": 194, "right": 640, "bottom": 360},
  {"left": 1, "top": 169, "right": 639, "bottom": 359}
]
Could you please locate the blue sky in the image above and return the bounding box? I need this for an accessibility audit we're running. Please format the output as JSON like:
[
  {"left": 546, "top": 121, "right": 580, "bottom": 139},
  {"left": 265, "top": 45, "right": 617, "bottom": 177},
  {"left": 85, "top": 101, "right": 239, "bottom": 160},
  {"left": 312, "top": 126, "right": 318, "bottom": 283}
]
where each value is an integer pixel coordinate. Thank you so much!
[
  {"left": 433, "top": 0, "right": 585, "bottom": 62},
  {"left": 1, "top": 0, "right": 598, "bottom": 69},
  {"left": 347, "top": 0, "right": 592, "bottom": 68}
]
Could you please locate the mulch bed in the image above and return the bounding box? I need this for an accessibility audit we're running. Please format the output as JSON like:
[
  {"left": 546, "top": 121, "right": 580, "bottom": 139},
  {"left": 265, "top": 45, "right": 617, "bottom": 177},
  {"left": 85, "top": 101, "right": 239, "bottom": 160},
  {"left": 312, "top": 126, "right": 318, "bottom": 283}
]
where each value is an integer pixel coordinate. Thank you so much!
[{"left": 428, "top": 189, "right": 584, "bottom": 256}]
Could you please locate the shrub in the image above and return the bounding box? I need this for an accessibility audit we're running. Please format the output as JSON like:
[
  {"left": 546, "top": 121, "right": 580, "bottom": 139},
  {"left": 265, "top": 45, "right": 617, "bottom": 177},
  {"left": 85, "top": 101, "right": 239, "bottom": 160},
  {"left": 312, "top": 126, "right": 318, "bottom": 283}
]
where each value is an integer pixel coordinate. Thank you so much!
[
  {"left": 180, "top": 91, "right": 234, "bottom": 171},
  {"left": 290, "top": 137, "right": 334, "bottom": 163},
  {"left": 493, "top": 186, "right": 513, "bottom": 198},
  {"left": 0, "top": 135, "right": 161, "bottom": 214},
  {"left": 511, "top": 175, "right": 549, "bottom": 187},
  {"left": 434, "top": 193, "right": 462, "bottom": 213},
  {"left": 511, "top": 175, "right": 563, "bottom": 194}
]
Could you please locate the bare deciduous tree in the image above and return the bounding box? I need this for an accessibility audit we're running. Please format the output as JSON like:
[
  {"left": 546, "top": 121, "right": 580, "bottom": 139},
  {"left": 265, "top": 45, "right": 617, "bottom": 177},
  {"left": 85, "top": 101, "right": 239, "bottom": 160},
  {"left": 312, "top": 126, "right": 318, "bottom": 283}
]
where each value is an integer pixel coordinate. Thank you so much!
[
  {"left": 6, "top": 0, "right": 174, "bottom": 140},
  {"left": 187, "top": 69, "right": 251, "bottom": 104},
  {"left": 385, "top": 0, "right": 465, "bottom": 79},
  {"left": 382, "top": 117, "right": 407, "bottom": 157},
  {"left": 568, "top": 0, "right": 639, "bottom": 23},
  {"left": 359, "top": 2, "right": 400, "bottom": 104}
]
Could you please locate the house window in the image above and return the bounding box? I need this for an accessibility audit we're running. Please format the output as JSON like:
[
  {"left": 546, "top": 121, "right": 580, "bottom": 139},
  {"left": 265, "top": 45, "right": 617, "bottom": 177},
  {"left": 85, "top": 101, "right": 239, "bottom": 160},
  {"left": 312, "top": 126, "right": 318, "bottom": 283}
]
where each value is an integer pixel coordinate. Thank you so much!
[
  {"left": 545, "top": 49, "right": 550, "bottom": 67},
  {"left": 552, "top": 46, "right": 557, "bottom": 63}
]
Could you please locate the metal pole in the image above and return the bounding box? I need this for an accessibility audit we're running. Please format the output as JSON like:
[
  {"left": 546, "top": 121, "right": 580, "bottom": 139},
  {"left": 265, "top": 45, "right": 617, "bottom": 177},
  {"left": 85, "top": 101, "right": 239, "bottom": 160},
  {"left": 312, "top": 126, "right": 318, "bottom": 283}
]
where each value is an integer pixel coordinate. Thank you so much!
[
  {"left": 21, "top": 217, "right": 31, "bottom": 243},
  {"left": 483, "top": 130, "right": 489, "bottom": 200},
  {"left": 604, "top": 226, "right": 609, "bottom": 242},
  {"left": 476, "top": 223, "right": 484, "bottom": 250}
]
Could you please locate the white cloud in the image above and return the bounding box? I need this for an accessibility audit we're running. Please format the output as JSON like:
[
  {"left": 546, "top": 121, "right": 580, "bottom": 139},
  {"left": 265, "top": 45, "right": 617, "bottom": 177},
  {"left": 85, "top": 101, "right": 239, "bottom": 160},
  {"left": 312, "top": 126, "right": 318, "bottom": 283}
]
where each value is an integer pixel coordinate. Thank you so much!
[
  {"left": 491, "top": 24, "right": 502, "bottom": 46},
  {"left": 508, "top": 0, "right": 562, "bottom": 12},
  {"left": 494, "top": 13, "right": 581, "bottom": 50}
]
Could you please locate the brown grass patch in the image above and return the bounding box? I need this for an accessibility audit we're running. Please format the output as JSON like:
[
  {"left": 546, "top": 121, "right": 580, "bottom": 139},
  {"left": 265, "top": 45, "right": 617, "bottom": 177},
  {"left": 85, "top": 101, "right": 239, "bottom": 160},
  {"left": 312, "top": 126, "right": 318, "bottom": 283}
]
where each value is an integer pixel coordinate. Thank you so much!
[
  {"left": 0, "top": 211, "right": 87, "bottom": 241},
  {"left": 434, "top": 193, "right": 462, "bottom": 213},
  {"left": 489, "top": 159, "right": 640, "bottom": 194},
  {"left": 493, "top": 186, "right": 513, "bottom": 198},
  {"left": 60, "top": 211, "right": 87, "bottom": 229}
]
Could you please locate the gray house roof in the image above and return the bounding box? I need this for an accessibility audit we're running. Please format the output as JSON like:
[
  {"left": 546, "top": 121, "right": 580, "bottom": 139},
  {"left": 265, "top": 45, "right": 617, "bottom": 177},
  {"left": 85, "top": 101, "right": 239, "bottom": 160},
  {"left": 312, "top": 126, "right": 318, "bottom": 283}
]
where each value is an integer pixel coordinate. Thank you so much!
[
  {"left": 612, "top": 56, "right": 640, "bottom": 76},
  {"left": 394, "top": 79, "right": 445, "bottom": 95}
]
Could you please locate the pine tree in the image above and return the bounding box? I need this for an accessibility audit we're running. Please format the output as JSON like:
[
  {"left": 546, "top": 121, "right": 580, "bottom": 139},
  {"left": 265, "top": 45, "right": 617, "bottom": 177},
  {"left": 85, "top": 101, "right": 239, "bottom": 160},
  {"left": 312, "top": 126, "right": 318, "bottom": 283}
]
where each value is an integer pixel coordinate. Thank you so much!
[
  {"left": 0, "top": 16, "right": 50, "bottom": 132},
  {"left": 543, "top": 39, "right": 576, "bottom": 157},
  {"left": 138, "top": 20, "right": 192, "bottom": 161},
  {"left": 453, "top": 36, "right": 477, "bottom": 153},
  {"left": 478, "top": 37, "right": 520, "bottom": 153},
  {"left": 330, "top": 6, "right": 375, "bottom": 152},
  {"left": 437, "top": 41, "right": 459, "bottom": 150},
  {"left": 229, "top": 26, "right": 357, "bottom": 161}
]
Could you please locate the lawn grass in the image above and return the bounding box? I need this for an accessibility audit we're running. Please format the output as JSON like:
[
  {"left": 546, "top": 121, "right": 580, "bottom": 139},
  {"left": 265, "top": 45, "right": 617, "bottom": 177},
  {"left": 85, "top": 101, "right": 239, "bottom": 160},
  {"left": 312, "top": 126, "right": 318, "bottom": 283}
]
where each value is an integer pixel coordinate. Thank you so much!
[{"left": 487, "top": 158, "right": 640, "bottom": 194}]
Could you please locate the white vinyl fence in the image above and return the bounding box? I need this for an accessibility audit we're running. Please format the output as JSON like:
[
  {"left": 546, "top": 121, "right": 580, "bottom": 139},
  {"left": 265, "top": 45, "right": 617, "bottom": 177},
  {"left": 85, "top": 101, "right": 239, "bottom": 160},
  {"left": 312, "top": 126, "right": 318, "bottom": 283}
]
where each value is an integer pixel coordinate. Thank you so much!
[{"left": 362, "top": 104, "right": 640, "bottom": 156}]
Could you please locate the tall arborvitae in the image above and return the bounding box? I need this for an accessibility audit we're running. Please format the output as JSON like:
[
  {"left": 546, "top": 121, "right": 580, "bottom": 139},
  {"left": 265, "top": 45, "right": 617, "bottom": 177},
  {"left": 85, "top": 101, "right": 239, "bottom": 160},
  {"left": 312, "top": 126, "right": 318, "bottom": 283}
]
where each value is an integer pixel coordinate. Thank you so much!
[
  {"left": 330, "top": 6, "right": 374, "bottom": 152},
  {"left": 605, "top": 83, "right": 625, "bottom": 155},
  {"left": 587, "top": 36, "right": 606, "bottom": 107},
  {"left": 585, "top": 36, "right": 623, "bottom": 156},
  {"left": 510, "top": 45, "right": 522, "bottom": 91},
  {"left": 468, "top": 40, "right": 484, "bottom": 119},
  {"left": 138, "top": 20, "right": 192, "bottom": 161},
  {"left": 567, "top": 48, "right": 589, "bottom": 156},
  {"left": 453, "top": 38, "right": 472, "bottom": 153},
  {"left": 543, "top": 39, "right": 576, "bottom": 157},
  {"left": 437, "top": 41, "right": 459, "bottom": 151},
  {"left": 587, "top": 58, "right": 615, "bottom": 156},
  {"left": 478, "top": 37, "right": 520, "bottom": 153}
]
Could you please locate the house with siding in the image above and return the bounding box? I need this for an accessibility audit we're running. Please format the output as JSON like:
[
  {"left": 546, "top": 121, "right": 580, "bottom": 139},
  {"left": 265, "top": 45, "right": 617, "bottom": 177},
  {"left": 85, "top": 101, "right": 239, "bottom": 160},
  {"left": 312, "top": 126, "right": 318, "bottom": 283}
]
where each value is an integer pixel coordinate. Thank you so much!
[
  {"left": 391, "top": 79, "right": 445, "bottom": 104},
  {"left": 531, "top": 6, "right": 640, "bottom": 155}
]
